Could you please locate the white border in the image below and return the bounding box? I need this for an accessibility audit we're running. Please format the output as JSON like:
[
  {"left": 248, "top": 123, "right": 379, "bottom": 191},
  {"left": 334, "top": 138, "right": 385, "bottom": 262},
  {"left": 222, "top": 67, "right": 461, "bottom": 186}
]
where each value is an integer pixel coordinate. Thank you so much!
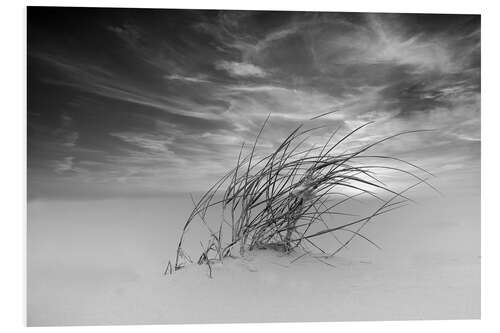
[
  {"left": 2, "top": 0, "right": 499, "bottom": 332},
  {"left": 23, "top": 0, "right": 481, "bottom": 14}
]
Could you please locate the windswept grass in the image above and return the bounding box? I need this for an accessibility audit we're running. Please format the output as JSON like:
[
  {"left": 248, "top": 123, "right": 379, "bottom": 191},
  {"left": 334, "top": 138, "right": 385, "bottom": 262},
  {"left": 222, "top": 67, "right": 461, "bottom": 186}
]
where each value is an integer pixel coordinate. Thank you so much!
[{"left": 169, "top": 113, "right": 437, "bottom": 276}]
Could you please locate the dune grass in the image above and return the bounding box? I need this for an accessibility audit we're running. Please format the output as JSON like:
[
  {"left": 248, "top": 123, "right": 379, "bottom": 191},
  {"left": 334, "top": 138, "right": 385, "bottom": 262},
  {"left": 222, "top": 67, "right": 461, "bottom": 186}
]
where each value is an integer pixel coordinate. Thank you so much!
[{"left": 169, "top": 113, "right": 437, "bottom": 276}]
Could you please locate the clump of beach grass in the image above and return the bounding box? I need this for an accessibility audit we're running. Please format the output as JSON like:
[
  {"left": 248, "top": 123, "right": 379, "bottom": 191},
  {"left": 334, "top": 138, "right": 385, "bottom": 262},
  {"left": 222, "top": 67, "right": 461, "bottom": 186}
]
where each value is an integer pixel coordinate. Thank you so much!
[{"left": 168, "top": 112, "right": 437, "bottom": 276}]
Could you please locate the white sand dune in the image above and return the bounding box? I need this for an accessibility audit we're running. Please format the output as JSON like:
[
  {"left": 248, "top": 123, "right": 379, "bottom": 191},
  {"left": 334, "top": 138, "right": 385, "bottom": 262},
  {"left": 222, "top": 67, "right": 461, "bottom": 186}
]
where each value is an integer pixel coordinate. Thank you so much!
[{"left": 27, "top": 193, "right": 480, "bottom": 326}]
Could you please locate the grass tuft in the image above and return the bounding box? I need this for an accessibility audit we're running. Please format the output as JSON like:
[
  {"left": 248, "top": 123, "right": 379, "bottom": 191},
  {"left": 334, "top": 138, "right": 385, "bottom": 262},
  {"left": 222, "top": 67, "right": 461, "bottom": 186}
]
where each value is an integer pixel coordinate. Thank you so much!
[{"left": 169, "top": 114, "right": 437, "bottom": 275}]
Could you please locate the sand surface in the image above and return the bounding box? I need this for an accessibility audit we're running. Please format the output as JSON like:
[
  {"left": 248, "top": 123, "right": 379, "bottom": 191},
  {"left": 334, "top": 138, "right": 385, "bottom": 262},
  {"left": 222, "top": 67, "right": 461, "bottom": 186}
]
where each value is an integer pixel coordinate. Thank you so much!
[{"left": 27, "top": 193, "right": 480, "bottom": 326}]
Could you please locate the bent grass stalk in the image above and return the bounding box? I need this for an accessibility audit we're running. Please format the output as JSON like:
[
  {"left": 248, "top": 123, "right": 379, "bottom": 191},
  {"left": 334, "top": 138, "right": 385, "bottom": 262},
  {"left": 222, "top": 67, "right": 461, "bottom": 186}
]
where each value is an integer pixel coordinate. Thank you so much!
[{"left": 168, "top": 113, "right": 437, "bottom": 275}]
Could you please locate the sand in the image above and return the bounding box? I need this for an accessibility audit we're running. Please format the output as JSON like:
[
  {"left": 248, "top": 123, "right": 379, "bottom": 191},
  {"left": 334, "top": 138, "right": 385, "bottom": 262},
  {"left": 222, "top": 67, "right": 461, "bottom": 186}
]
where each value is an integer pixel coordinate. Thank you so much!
[{"left": 27, "top": 192, "right": 480, "bottom": 326}]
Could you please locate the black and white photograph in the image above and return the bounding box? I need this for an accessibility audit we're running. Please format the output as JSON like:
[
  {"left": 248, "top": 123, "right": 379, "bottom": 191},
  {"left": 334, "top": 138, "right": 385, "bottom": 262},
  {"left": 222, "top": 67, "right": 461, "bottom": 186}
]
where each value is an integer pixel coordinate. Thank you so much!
[{"left": 27, "top": 6, "right": 480, "bottom": 326}]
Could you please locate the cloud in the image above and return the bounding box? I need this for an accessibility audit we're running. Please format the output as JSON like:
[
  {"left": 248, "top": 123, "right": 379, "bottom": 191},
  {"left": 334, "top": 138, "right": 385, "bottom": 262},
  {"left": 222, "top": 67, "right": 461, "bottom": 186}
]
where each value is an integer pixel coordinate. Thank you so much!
[
  {"left": 32, "top": 53, "right": 224, "bottom": 121},
  {"left": 62, "top": 131, "right": 79, "bottom": 147},
  {"left": 51, "top": 113, "right": 80, "bottom": 148},
  {"left": 108, "top": 132, "right": 176, "bottom": 155},
  {"left": 54, "top": 156, "right": 75, "bottom": 174},
  {"left": 230, "top": 26, "right": 300, "bottom": 61},
  {"left": 215, "top": 61, "right": 267, "bottom": 77},
  {"left": 107, "top": 24, "right": 142, "bottom": 48},
  {"left": 164, "top": 74, "right": 210, "bottom": 83},
  {"left": 360, "top": 15, "right": 454, "bottom": 72}
]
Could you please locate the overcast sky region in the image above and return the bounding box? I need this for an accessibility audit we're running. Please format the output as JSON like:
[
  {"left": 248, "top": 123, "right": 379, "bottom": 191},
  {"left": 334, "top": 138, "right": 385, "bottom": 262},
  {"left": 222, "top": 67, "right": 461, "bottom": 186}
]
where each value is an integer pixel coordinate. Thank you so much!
[{"left": 27, "top": 8, "right": 480, "bottom": 200}]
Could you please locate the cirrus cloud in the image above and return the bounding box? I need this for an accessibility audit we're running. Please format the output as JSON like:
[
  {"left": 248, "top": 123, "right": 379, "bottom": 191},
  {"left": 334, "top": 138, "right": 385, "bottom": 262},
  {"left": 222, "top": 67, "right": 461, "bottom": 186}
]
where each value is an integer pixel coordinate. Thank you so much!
[{"left": 215, "top": 60, "right": 268, "bottom": 77}]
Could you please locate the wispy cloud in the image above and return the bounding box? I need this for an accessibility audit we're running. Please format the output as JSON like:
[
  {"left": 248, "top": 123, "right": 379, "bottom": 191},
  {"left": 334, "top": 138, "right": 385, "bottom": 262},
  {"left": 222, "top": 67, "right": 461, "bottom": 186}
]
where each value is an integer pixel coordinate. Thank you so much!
[
  {"left": 54, "top": 156, "right": 75, "bottom": 174},
  {"left": 107, "top": 24, "right": 141, "bottom": 46},
  {"left": 32, "top": 53, "right": 225, "bottom": 121},
  {"left": 164, "top": 74, "right": 210, "bottom": 83},
  {"left": 215, "top": 61, "right": 267, "bottom": 77},
  {"left": 52, "top": 113, "right": 80, "bottom": 148},
  {"left": 109, "top": 132, "right": 172, "bottom": 153}
]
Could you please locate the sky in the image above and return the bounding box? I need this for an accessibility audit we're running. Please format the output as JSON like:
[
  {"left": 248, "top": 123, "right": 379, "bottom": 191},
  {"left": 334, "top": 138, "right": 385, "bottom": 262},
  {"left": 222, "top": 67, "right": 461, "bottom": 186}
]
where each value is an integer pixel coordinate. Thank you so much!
[{"left": 27, "top": 8, "right": 480, "bottom": 200}]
